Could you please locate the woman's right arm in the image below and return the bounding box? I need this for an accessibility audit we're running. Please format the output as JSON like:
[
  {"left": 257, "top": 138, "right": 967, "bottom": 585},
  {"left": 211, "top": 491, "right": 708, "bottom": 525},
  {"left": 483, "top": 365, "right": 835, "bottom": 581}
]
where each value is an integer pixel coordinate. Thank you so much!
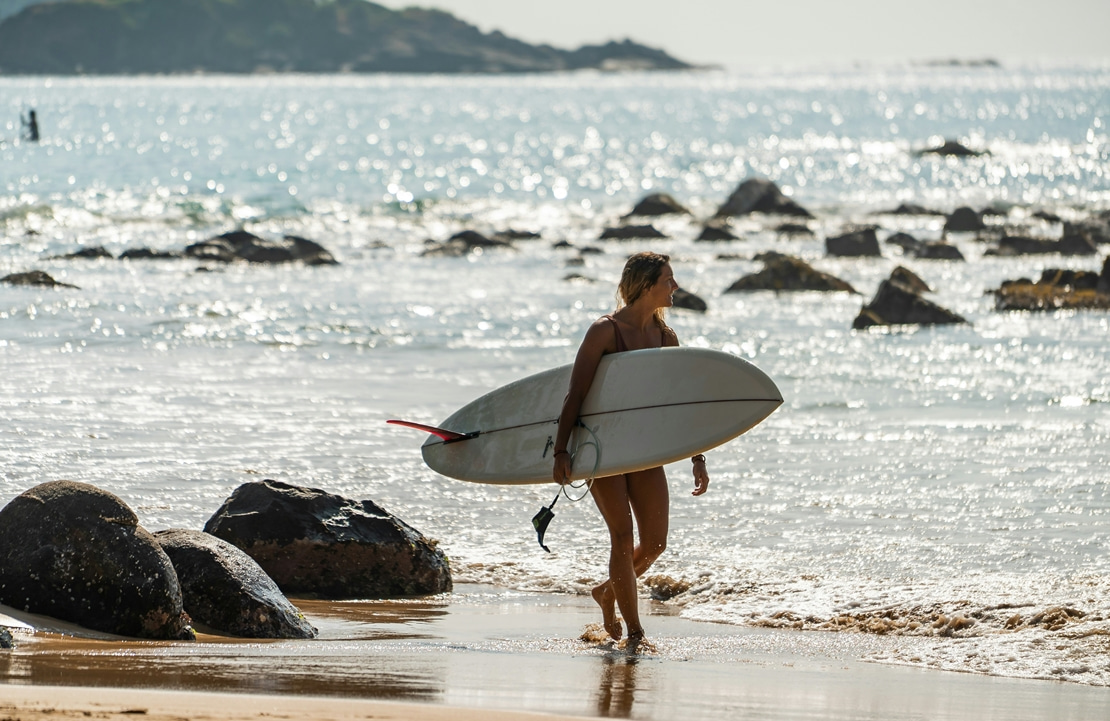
[{"left": 552, "top": 321, "right": 613, "bottom": 484}]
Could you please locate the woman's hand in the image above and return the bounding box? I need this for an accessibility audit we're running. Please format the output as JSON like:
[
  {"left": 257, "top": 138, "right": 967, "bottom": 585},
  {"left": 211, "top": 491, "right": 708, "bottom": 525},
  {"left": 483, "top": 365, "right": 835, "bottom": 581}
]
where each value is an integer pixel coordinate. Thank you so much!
[
  {"left": 692, "top": 457, "right": 709, "bottom": 496},
  {"left": 552, "top": 451, "right": 572, "bottom": 485}
]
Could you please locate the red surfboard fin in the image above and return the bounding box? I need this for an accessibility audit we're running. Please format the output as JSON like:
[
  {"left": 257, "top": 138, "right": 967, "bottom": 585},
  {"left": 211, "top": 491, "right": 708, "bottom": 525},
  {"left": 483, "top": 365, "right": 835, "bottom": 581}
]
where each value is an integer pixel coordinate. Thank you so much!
[{"left": 386, "top": 420, "right": 479, "bottom": 444}]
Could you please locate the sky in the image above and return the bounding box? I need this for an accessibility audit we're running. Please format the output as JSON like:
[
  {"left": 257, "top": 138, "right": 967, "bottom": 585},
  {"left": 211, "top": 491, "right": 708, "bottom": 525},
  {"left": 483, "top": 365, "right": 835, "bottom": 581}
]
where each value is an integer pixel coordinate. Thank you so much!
[{"left": 380, "top": 0, "right": 1110, "bottom": 68}]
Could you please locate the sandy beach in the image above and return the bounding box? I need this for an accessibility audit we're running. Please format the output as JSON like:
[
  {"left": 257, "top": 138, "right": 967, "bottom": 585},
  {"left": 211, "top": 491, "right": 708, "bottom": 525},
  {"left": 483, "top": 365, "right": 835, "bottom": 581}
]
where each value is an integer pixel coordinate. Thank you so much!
[{"left": 1, "top": 584, "right": 1106, "bottom": 720}]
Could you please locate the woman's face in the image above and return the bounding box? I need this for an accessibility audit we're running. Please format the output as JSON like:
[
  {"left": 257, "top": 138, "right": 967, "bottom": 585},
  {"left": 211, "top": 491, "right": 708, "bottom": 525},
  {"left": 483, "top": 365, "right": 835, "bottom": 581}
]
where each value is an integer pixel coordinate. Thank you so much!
[{"left": 648, "top": 263, "right": 678, "bottom": 308}]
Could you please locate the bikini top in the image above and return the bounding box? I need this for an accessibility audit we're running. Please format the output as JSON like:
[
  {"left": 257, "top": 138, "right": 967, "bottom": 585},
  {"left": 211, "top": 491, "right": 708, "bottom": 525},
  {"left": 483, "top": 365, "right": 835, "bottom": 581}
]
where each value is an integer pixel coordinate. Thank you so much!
[{"left": 602, "top": 314, "right": 675, "bottom": 352}]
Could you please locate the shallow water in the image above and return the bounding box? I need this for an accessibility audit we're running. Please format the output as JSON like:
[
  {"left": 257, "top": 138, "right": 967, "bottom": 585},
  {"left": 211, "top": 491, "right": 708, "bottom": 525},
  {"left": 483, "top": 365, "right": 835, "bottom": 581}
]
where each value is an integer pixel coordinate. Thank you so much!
[{"left": 1, "top": 66, "right": 1109, "bottom": 686}]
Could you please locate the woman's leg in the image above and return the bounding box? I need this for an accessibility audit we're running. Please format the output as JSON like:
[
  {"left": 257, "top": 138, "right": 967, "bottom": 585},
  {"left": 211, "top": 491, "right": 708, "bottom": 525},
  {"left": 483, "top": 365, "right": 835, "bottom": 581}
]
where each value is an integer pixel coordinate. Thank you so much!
[{"left": 590, "top": 467, "right": 670, "bottom": 641}]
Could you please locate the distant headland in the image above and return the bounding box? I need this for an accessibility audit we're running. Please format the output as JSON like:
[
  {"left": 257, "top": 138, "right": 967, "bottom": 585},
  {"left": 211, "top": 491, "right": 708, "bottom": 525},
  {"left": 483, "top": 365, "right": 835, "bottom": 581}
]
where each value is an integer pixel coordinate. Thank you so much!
[{"left": 0, "top": 0, "right": 693, "bottom": 75}]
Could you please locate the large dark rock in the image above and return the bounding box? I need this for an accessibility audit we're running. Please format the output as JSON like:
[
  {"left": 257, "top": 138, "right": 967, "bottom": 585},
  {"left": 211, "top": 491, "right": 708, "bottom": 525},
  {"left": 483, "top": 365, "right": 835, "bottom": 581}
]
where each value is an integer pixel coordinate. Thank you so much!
[
  {"left": 204, "top": 480, "right": 451, "bottom": 599},
  {"left": 889, "top": 266, "right": 931, "bottom": 294},
  {"left": 880, "top": 204, "right": 944, "bottom": 216},
  {"left": 623, "top": 193, "right": 690, "bottom": 217},
  {"left": 48, "top": 245, "right": 114, "bottom": 260},
  {"left": 0, "top": 270, "right": 78, "bottom": 288},
  {"left": 986, "top": 234, "right": 1096, "bottom": 256},
  {"left": 992, "top": 259, "right": 1110, "bottom": 311},
  {"left": 913, "top": 241, "right": 965, "bottom": 261},
  {"left": 1064, "top": 218, "right": 1110, "bottom": 245},
  {"left": 696, "top": 224, "right": 738, "bottom": 241},
  {"left": 853, "top": 280, "right": 968, "bottom": 329},
  {"left": 826, "top": 228, "right": 881, "bottom": 257},
  {"left": 714, "top": 178, "right": 813, "bottom": 218},
  {"left": 422, "top": 230, "right": 514, "bottom": 257},
  {"left": 672, "top": 287, "right": 707, "bottom": 312},
  {"left": 725, "top": 255, "right": 856, "bottom": 293},
  {"left": 0, "top": 481, "right": 193, "bottom": 640},
  {"left": 185, "top": 231, "right": 338, "bottom": 265},
  {"left": 155, "top": 529, "right": 316, "bottom": 639},
  {"left": 944, "top": 207, "right": 986, "bottom": 233},
  {"left": 120, "top": 248, "right": 184, "bottom": 260},
  {"left": 599, "top": 225, "right": 667, "bottom": 240},
  {"left": 885, "top": 232, "right": 921, "bottom": 251}
]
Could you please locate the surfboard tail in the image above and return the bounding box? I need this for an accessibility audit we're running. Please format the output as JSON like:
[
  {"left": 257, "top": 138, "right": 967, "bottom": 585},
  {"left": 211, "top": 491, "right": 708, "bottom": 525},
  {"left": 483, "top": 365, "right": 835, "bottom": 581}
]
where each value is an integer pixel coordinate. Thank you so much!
[{"left": 386, "top": 419, "right": 479, "bottom": 444}]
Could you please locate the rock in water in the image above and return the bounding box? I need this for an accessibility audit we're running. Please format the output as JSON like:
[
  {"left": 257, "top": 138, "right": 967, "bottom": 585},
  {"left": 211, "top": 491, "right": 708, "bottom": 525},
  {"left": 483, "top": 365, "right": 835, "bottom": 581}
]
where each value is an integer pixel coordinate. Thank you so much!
[
  {"left": 204, "top": 480, "right": 452, "bottom": 599},
  {"left": 623, "top": 193, "right": 691, "bottom": 217},
  {"left": 714, "top": 178, "right": 813, "bottom": 218},
  {"left": 185, "top": 231, "right": 338, "bottom": 265},
  {"left": 826, "top": 228, "right": 881, "bottom": 257},
  {"left": 155, "top": 529, "right": 317, "bottom": 639},
  {"left": 724, "top": 255, "right": 857, "bottom": 293},
  {"left": 853, "top": 280, "right": 968, "bottom": 329},
  {"left": 0, "top": 481, "right": 193, "bottom": 640}
]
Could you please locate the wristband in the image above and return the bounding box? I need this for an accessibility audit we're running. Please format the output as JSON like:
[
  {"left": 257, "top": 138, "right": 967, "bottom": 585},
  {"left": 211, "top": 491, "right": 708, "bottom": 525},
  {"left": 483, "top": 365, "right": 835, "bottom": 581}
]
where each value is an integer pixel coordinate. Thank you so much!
[
  {"left": 554, "top": 450, "right": 570, "bottom": 457},
  {"left": 691, "top": 454, "right": 706, "bottom": 464}
]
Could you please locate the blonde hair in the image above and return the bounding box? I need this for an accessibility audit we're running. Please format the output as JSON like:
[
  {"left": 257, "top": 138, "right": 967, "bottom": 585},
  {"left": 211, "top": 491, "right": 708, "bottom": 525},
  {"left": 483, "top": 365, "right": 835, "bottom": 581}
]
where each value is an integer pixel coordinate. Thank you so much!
[{"left": 617, "top": 251, "right": 671, "bottom": 330}]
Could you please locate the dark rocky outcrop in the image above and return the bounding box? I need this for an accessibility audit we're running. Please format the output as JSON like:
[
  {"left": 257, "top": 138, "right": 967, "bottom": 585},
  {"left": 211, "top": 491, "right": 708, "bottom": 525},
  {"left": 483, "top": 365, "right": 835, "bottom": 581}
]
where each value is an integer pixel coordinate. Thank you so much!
[
  {"left": 714, "top": 178, "right": 813, "bottom": 219},
  {"left": 204, "top": 480, "right": 451, "bottom": 599},
  {"left": 672, "top": 287, "right": 707, "bottom": 312},
  {"left": 985, "top": 233, "right": 1097, "bottom": 257},
  {"left": 944, "top": 207, "right": 986, "bottom": 233},
  {"left": 599, "top": 225, "right": 667, "bottom": 240},
  {"left": 422, "top": 230, "right": 514, "bottom": 257},
  {"left": 1, "top": 270, "right": 78, "bottom": 288},
  {"left": 120, "top": 248, "right": 184, "bottom": 260},
  {"left": 492, "top": 229, "right": 541, "bottom": 242},
  {"left": 48, "top": 245, "right": 113, "bottom": 260},
  {"left": 155, "top": 529, "right": 316, "bottom": 639},
  {"left": 623, "top": 193, "right": 690, "bottom": 218},
  {"left": 1064, "top": 218, "right": 1110, "bottom": 245},
  {"left": 185, "top": 231, "right": 338, "bottom": 265},
  {"left": 696, "top": 224, "right": 738, "bottom": 241},
  {"left": 775, "top": 222, "right": 814, "bottom": 237},
  {"left": 913, "top": 241, "right": 965, "bottom": 261},
  {"left": 0, "top": 0, "right": 691, "bottom": 75},
  {"left": 0, "top": 481, "right": 193, "bottom": 640},
  {"left": 889, "top": 266, "right": 931, "bottom": 295},
  {"left": 918, "top": 139, "right": 986, "bottom": 157},
  {"left": 826, "top": 228, "right": 881, "bottom": 257},
  {"left": 880, "top": 203, "right": 944, "bottom": 216},
  {"left": 885, "top": 232, "right": 921, "bottom": 251},
  {"left": 991, "top": 258, "right": 1110, "bottom": 311},
  {"left": 725, "top": 255, "right": 856, "bottom": 293},
  {"left": 853, "top": 279, "right": 967, "bottom": 329}
]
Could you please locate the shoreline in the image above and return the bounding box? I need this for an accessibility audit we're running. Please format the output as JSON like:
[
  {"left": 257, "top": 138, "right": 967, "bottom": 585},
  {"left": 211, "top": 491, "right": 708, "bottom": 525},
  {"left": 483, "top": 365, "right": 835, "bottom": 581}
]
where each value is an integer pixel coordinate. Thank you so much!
[{"left": 2, "top": 584, "right": 1107, "bottom": 720}]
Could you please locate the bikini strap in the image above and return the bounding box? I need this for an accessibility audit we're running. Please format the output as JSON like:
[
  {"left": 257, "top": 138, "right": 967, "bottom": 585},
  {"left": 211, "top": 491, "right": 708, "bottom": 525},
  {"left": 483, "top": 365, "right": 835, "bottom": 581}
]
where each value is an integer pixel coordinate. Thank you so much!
[{"left": 602, "top": 314, "right": 629, "bottom": 353}]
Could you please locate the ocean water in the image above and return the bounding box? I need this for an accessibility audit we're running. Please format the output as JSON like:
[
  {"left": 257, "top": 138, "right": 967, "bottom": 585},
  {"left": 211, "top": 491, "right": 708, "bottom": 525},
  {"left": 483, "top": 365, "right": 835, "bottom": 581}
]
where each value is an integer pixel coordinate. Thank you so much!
[{"left": 2, "top": 65, "right": 1109, "bottom": 686}]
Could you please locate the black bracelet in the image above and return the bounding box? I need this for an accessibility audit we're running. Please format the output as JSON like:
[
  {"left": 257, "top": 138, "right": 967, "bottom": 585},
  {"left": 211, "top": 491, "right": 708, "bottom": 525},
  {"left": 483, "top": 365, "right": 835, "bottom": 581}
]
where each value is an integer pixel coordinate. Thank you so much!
[
  {"left": 554, "top": 450, "right": 569, "bottom": 457},
  {"left": 691, "top": 454, "right": 706, "bottom": 464}
]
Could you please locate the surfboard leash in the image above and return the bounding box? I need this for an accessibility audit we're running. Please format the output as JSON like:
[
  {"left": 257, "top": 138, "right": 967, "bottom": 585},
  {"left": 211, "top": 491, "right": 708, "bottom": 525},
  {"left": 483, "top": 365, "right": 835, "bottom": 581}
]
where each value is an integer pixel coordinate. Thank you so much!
[{"left": 532, "top": 420, "right": 601, "bottom": 553}]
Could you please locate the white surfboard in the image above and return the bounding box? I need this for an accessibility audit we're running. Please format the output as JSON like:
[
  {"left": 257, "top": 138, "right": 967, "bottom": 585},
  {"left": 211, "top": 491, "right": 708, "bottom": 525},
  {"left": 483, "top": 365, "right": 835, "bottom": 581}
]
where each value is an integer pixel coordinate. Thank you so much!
[{"left": 390, "top": 347, "right": 782, "bottom": 485}]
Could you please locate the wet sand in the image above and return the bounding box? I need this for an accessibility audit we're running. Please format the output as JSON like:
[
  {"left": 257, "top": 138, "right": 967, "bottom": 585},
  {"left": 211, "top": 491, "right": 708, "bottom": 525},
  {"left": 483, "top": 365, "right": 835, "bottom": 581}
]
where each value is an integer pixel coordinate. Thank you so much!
[{"left": 1, "top": 584, "right": 1106, "bottom": 720}]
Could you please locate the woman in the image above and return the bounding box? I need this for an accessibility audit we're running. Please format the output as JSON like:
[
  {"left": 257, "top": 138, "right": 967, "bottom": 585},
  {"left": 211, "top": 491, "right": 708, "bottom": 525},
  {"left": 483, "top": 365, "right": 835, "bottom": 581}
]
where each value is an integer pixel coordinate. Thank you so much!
[{"left": 551, "top": 251, "right": 710, "bottom": 647}]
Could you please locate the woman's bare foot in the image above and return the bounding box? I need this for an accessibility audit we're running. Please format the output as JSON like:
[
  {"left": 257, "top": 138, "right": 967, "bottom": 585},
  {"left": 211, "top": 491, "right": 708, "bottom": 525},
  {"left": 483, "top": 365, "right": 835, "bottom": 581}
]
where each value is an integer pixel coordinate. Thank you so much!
[
  {"left": 622, "top": 628, "right": 648, "bottom": 653},
  {"left": 591, "top": 583, "right": 622, "bottom": 640}
]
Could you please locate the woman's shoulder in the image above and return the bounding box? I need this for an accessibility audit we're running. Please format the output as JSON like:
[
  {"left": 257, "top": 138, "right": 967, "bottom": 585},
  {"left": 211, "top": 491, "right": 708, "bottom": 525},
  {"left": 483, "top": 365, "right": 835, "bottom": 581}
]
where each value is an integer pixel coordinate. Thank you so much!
[{"left": 661, "top": 324, "right": 679, "bottom": 347}]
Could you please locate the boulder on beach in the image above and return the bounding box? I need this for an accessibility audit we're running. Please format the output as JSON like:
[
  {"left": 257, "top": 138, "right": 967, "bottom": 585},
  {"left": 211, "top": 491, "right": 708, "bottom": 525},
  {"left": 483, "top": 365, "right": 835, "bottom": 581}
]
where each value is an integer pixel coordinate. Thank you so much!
[
  {"left": 826, "top": 228, "right": 881, "bottom": 257},
  {"left": 422, "top": 230, "right": 514, "bottom": 257},
  {"left": 991, "top": 258, "right": 1110, "bottom": 311},
  {"left": 0, "top": 270, "right": 79, "bottom": 289},
  {"left": 714, "top": 178, "right": 813, "bottom": 219},
  {"left": 986, "top": 234, "right": 1097, "bottom": 257},
  {"left": 623, "top": 193, "right": 691, "bottom": 217},
  {"left": 724, "top": 254, "right": 857, "bottom": 294},
  {"left": 155, "top": 529, "right": 317, "bottom": 639},
  {"left": 672, "top": 287, "right": 707, "bottom": 312},
  {"left": 0, "top": 481, "right": 193, "bottom": 640},
  {"left": 918, "top": 139, "right": 985, "bottom": 157},
  {"left": 913, "top": 241, "right": 966, "bottom": 261},
  {"left": 775, "top": 222, "right": 815, "bottom": 237},
  {"left": 204, "top": 480, "right": 452, "bottom": 599},
  {"left": 885, "top": 232, "right": 921, "bottom": 251},
  {"left": 185, "top": 231, "right": 338, "bottom": 265},
  {"left": 599, "top": 224, "right": 668, "bottom": 240},
  {"left": 880, "top": 203, "right": 944, "bottom": 216},
  {"left": 944, "top": 207, "right": 986, "bottom": 233},
  {"left": 1064, "top": 218, "right": 1110, "bottom": 246},
  {"left": 853, "top": 279, "right": 968, "bottom": 329}
]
